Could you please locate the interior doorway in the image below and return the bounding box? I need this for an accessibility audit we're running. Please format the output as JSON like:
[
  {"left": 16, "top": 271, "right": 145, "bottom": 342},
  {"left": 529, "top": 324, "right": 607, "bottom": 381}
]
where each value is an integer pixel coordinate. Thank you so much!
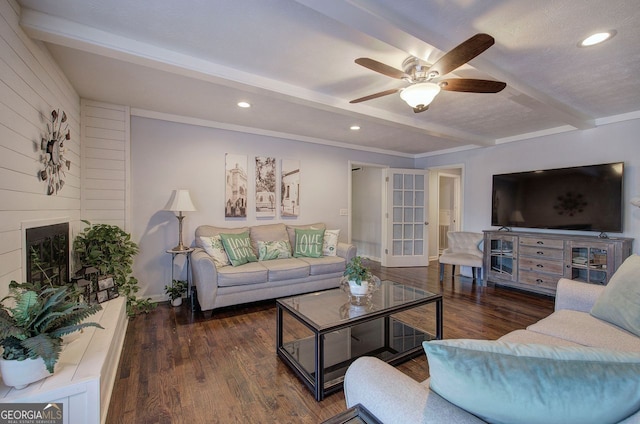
[
  {"left": 427, "top": 166, "right": 463, "bottom": 261},
  {"left": 349, "top": 162, "right": 385, "bottom": 262}
]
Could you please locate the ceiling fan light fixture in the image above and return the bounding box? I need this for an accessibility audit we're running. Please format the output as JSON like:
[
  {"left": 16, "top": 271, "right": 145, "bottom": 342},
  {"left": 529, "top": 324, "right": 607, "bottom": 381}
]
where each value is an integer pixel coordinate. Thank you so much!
[{"left": 400, "top": 83, "right": 441, "bottom": 108}]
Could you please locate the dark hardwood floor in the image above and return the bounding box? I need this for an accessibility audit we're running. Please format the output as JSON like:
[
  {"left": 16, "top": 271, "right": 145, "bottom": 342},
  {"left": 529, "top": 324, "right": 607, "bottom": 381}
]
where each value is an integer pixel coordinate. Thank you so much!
[{"left": 106, "top": 261, "right": 554, "bottom": 424}]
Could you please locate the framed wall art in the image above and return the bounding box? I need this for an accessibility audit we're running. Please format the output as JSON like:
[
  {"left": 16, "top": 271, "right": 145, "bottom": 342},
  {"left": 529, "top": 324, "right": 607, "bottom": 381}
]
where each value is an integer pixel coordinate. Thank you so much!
[
  {"left": 281, "top": 159, "right": 300, "bottom": 217},
  {"left": 255, "top": 156, "right": 276, "bottom": 218},
  {"left": 225, "top": 154, "right": 248, "bottom": 218}
]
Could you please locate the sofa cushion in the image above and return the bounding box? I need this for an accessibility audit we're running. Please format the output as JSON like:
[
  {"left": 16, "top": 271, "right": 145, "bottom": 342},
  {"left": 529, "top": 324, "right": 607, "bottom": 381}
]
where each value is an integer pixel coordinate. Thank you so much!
[
  {"left": 323, "top": 229, "right": 340, "bottom": 256},
  {"left": 220, "top": 231, "right": 258, "bottom": 266},
  {"left": 217, "top": 262, "right": 268, "bottom": 287},
  {"left": 195, "top": 225, "right": 248, "bottom": 240},
  {"left": 298, "top": 256, "right": 346, "bottom": 275},
  {"left": 249, "top": 223, "right": 289, "bottom": 255},
  {"left": 257, "top": 240, "right": 292, "bottom": 261},
  {"left": 591, "top": 254, "right": 640, "bottom": 337},
  {"left": 198, "top": 235, "right": 230, "bottom": 267},
  {"left": 499, "top": 329, "right": 582, "bottom": 347},
  {"left": 293, "top": 228, "right": 325, "bottom": 258},
  {"left": 260, "top": 258, "right": 310, "bottom": 282},
  {"left": 286, "top": 223, "right": 325, "bottom": 249},
  {"left": 423, "top": 339, "right": 640, "bottom": 424},
  {"left": 527, "top": 309, "right": 640, "bottom": 352}
]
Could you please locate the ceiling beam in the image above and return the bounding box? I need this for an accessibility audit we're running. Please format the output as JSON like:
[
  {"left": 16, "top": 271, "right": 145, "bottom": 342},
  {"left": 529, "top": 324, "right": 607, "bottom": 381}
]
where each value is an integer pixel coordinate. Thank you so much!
[{"left": 20, "top": 8, "right": 494, "bottom": 147}]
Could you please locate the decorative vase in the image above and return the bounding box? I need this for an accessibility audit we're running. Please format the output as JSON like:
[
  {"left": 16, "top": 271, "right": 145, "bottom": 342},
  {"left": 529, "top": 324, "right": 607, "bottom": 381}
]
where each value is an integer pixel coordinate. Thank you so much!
[
  {"left": 341, "top": 275, "right": 381, "bottom": 306},
  {"left": 171, "top": 297, "right": 183, "bottom": 307},
  {"left": 0, "top": 357, "right": 52, "bottom": 389}
]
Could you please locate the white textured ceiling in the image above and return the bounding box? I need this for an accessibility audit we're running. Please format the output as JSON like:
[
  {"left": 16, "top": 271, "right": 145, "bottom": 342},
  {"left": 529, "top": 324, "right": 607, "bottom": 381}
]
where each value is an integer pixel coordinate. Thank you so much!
[{"left": 17, "top": 0, "right": 640, "bottom": 156}]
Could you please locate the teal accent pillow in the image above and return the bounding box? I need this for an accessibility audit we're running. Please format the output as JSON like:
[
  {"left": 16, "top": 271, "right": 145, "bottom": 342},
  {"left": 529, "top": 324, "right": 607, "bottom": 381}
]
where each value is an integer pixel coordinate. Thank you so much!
[
  {"left": 257, "top": 240, "right": 292, "bottom": 261},
  {"left": 423, "top": 339, "right": 640, "bottom": 424},
  {"left": 293, "top": 228, "right": 325, "bottom": 258},
  {"left": 219, "top": 231, "right": 258, "bottom": 267},
  {"left": 591, "top": 254, "right": 640, "bottom": 337}
]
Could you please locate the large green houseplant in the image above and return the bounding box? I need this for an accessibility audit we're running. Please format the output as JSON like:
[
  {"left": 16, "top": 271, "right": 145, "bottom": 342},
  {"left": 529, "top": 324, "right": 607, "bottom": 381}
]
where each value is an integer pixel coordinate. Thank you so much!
[
  {"left": 73, "top": 221, "right": 154, "bottom": 316},
  {"left": 0, "top": 284, "right": 103, "bottom": 387}
]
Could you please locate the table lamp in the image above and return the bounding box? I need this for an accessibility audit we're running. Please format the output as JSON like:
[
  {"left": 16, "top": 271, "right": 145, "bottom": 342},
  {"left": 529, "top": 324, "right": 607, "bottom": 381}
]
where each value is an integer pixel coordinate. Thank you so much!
[{"left": 166, "top": 189, "right": 196, "bottom": 251}]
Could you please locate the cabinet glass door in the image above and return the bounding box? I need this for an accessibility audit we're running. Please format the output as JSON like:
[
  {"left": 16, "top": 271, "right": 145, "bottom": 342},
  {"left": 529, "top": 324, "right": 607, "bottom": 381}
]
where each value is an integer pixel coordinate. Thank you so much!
[
  {"left": 570, "top": 246, "right": 608, "bottom": 285},
  {"left": 489, "top": 238, "right": 515, "bottom": 277}
]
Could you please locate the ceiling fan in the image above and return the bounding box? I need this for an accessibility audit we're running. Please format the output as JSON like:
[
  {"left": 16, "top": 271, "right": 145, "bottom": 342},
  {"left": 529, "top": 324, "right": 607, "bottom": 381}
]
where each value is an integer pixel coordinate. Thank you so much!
[{"left": 350, "top": 33, "right": 507, "bottom": 113}]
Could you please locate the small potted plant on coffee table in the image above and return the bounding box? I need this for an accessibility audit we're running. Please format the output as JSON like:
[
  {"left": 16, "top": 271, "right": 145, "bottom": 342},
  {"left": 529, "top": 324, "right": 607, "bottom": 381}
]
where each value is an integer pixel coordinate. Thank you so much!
[
  {"left": 164, "top": 280, "right": 187, "bottom": 307},
  {"left": 343, "top": 256, "right": 380, "bottom": 306}
]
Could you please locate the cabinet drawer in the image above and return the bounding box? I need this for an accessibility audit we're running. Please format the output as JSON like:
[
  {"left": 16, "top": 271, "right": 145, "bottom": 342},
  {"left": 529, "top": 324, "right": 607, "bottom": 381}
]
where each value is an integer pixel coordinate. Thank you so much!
[
  {"left": 518, "top": 270, "right": 559, "bottom": 290},
  {"left": 519, "top": 257, "right": 564, "bottom": 275},
  {"left": 519, "top": 237, "right": 564, "bottom": 249},
  {"left": 519, "top": 245, "right": 564, "bottom": 260}
]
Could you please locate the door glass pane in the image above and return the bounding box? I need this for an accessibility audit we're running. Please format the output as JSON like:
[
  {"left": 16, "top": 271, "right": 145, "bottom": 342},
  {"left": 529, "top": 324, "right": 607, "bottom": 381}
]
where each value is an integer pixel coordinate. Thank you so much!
[
  {"left": 414, "top": 225, "right": 423, "bottom": 239},
  {"left": 403, "top": 241, "right": 413, "bottom": 255},
  {"left": 404, "top": 208, "right": 413, "bottom": 222},
  {"left": 415, "top": 175, "right": 424, "bottom": 190},
  {"left": 393, "top": 224, "right": 402, "bottom": 239},
  {"left": 393, "top": 207, "right": 403, "bottom": 222},
  {"left": 415, "top": 191, "right": 424, "bottom": 205},
  {"left": 404, "top": 192, "right": 413, "bottom": 206},
  {"left": 404, "top": 175, "right": 414, "bottom": 189},
  {"left": 403, "top": 224, "right": 413, "bottom": 239},
  {"left": 415, "top": 207, "right": 424, "bottom": 222},
  {"left": 414, "top": 241, "right": 423, "bottom": 255},
  {"left": 393, "top": 241, "right": 402, "bottom": 255},
  {"left": 393, "top": 174, "right": 403, "bottom": 189},
  {"left": 393, "top": 190, "right": 403, "bottom": 206}
]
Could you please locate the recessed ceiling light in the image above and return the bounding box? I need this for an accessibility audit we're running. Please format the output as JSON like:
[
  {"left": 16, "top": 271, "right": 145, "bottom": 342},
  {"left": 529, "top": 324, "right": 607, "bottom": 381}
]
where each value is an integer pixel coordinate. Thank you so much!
[
  {"left": 350, "top": 125, "right": 361, "bottom": 131},
  {"left": 579, "top": 30, "right": 617, "bottom": 47},
  {"left": 237, "top": 101, "right": 251, "bottom": 108}
]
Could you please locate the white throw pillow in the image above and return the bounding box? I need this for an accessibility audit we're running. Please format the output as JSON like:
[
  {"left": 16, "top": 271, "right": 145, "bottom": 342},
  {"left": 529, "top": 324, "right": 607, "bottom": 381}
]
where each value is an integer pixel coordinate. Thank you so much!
[
  {"left": 323, "top": 229, "right": 340, "bottom": 256},
  {"left": 199, "top": 235, "right": 230, "bottom": 267}
]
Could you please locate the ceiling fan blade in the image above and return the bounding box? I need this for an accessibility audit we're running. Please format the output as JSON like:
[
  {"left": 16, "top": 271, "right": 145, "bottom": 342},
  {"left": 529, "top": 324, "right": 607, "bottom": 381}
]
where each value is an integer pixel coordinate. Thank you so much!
[
  {"left": 428, "top": 33, "right": 495, "bottom": 77},
  {"left": 355, "top": 58, "right": 409, "bottom": 79},
  {"left": 439, "top": 79, "right": 506, "bottom": 93},
  {"left": 350, "top": 88, "right": 401, "bottom": 104},
  {"left": 413, "top": 105, "right": 429, "bottom": 113}
]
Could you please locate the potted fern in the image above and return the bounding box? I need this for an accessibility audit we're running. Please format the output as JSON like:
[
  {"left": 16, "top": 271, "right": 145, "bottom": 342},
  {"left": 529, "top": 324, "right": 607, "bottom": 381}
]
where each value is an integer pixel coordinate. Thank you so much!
[{"left": 0, "top": 284, "right": 103, "bottom": 389}]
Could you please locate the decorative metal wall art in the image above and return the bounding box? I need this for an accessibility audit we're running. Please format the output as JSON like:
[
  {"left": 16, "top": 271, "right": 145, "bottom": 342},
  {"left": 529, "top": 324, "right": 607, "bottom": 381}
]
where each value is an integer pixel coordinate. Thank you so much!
[{"left": 39, "top": 109, "right": 71, "bottom": 195}]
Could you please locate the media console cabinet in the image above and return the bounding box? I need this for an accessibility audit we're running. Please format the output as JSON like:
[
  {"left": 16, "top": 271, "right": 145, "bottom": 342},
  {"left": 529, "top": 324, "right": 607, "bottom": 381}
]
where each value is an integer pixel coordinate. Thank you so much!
[{"left": 483, "top": 230, "right": 633, "bottom": 295}]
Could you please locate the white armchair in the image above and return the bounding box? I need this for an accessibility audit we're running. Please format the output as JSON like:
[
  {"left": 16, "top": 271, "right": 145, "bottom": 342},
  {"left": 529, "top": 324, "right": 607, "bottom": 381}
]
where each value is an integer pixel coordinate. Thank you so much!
[{"left": 439, "top": 232, "right": 483, "bottom": 281}]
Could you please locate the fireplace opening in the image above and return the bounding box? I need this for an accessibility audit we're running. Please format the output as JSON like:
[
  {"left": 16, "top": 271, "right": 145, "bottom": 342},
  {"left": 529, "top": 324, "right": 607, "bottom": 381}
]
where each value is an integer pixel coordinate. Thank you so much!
[{"left": 25, "top": 222, "right": 69, "bottom": 287}]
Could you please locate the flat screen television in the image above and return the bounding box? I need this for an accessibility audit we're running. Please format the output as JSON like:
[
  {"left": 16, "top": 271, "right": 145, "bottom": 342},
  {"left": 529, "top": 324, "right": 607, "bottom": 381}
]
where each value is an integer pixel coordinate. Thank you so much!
[{"left": 491, "top": 162, "right": 624, "bottom": 233}]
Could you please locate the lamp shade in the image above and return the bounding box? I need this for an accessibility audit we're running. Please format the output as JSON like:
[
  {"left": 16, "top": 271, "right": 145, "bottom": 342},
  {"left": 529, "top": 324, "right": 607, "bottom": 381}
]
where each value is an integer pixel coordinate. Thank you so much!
[
  {"left": 400, "top": 82, "right": 441, "bottom": 108},
  {"left": 166, "top": 189, "right": 196, "bottom": 212}
]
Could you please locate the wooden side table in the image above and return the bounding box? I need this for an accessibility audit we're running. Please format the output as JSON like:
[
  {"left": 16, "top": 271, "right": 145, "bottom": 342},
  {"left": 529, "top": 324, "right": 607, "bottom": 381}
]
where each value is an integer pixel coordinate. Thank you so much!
[{"left": 166, "top": 248, "right": 195, "bottom": 311}]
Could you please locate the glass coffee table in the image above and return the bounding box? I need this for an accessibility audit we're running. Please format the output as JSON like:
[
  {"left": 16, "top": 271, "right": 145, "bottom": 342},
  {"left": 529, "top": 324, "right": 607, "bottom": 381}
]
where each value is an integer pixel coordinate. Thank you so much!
[{"left": 276, "top": 280, "right": 443, "bottom": 401}]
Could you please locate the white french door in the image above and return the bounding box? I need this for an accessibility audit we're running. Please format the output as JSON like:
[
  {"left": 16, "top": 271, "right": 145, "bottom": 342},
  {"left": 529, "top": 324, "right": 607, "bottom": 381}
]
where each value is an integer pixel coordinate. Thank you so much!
[{"left": 381, "top": 168, "right": 430, "bottom": 267}]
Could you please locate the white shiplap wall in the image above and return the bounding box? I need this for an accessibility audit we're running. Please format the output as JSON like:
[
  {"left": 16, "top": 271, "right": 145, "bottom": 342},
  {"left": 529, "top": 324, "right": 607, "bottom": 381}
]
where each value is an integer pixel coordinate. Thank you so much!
[
  {"left": 0, "top": 0, "right": 80, "bottom": 298},
  {"left": 81, "top": 100, "right": 130, "bottom": 231}
]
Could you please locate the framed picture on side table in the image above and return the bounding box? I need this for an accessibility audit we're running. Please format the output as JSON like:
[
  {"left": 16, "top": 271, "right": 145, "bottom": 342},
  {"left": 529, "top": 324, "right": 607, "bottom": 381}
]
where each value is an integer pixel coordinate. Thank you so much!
[
  {"left": 98, "top": 276, "right": 115, "bottom": 291},
  {"left": 97, "top": 289, "right": 109, "bottom": 303}
]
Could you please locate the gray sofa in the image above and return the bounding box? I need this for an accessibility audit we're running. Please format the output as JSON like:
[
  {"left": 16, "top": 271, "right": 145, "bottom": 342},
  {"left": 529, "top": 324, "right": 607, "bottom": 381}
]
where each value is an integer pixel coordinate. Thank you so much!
[
  {"left": 344, "top": 277, "right": 640, "bottom": 423},
  {"left": 191, "top": 222, "right": 356, "bottom": 313}
]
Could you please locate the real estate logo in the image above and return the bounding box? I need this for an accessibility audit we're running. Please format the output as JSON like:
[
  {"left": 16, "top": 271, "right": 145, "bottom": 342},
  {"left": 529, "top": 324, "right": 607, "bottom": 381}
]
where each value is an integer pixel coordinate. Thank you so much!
[{"left": 0, "top": 403, "right": 63, "bottom": 424}]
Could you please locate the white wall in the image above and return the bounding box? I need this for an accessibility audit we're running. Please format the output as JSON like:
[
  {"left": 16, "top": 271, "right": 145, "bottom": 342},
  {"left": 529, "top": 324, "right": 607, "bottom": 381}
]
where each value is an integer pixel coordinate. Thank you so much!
[
  {"left": 417, "top": 119, "right": 640, "bottom": 252},
  {"left": 130, "top": 116, "right": 413, "bottom": 300},
  {"left": 0, "top": 0, "right": 80, "bottom": 298}
]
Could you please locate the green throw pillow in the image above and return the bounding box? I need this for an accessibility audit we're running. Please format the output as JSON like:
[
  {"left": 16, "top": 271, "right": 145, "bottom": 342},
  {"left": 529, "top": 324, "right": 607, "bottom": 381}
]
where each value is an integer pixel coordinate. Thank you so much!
[
  {"left": 257, "top": 240, "right": 292, "bottom": 261},
  {"left": 293, "top": 228, "right": 325, "bottom": 258},
  {"left": 219, "top": 231, "right": 258, "bottom": 267},
  {"left": 591, "top": 254, "right": 640, "bottom": 337},
  {"left": 423, "top": 339, "right": 640, "bottom": 424}
]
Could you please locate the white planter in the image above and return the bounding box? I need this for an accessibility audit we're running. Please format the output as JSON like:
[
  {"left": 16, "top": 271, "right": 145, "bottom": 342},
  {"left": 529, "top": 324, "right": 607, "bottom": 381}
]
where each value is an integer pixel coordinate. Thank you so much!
[
  {"left": 0, "top": 357, "right": 52, "bottom": 389},
  {"left": 349, "top": 280, "right": 369, "bottom": 296},
  {"left": 171, "top": 297, "right": 183, "bottom": 307}
]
